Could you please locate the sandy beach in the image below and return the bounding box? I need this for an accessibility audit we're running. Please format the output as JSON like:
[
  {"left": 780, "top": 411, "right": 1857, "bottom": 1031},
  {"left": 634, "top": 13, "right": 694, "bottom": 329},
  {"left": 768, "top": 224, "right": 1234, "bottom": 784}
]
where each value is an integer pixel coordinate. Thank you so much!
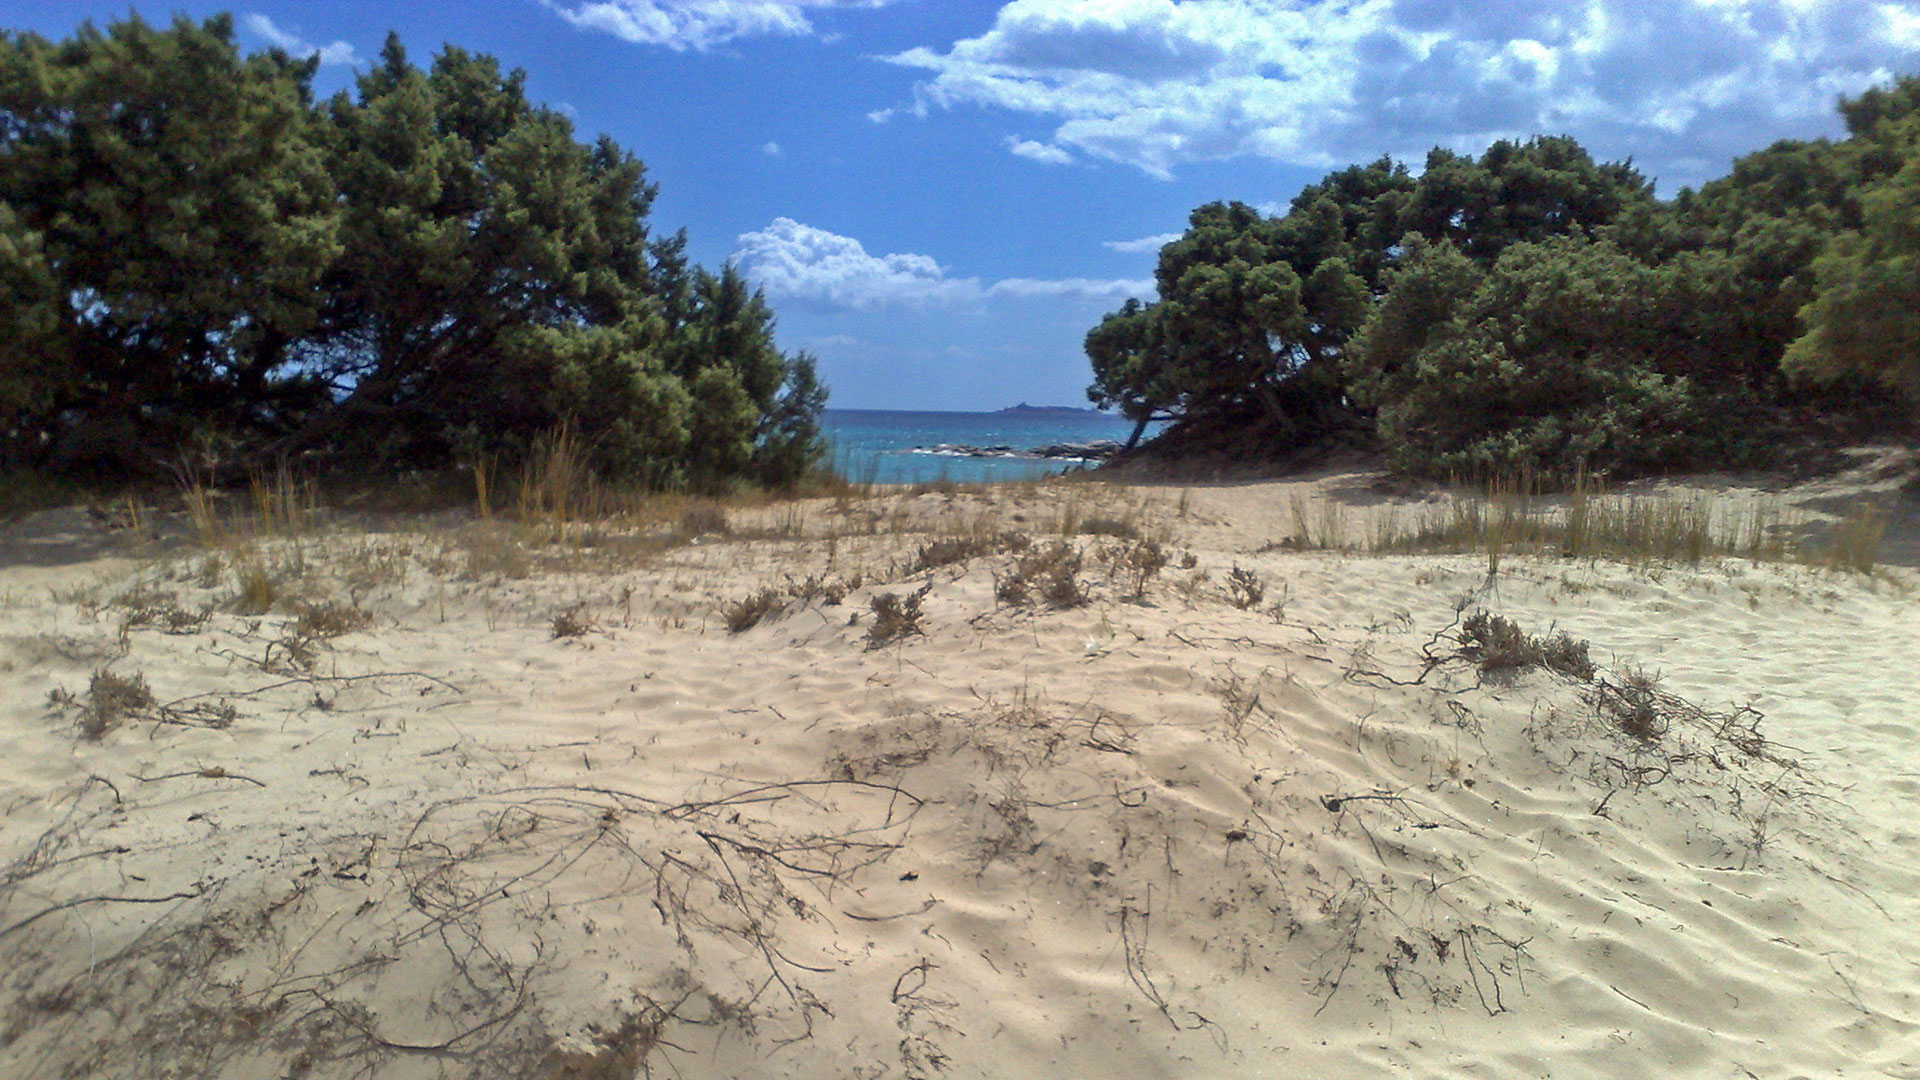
[{"left": 2, "top": 459, "right": 1917, "bottom": 1079}]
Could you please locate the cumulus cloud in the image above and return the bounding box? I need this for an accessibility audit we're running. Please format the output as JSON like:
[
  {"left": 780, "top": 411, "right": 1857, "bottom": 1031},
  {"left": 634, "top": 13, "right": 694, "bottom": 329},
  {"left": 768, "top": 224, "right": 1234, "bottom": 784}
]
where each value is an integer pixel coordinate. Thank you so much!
[
  {"left": 734, "top": 219, "right": 1156, "bottom": 310},
  {"left": 762, "top": 141, "right": 784, "bottom": 156},
  {"left": 549, "top": 0, "right": 899, "bottom": 51},
  {"left": 242, "top": 14, "right": 361, "bottom": 66},
  {"left": 1007, "top": 136, "right": 1075, "bottom": 164},
  {"left": 883, "top": 0, "right": 1920, "bottom": 188},
  {"left": 734, "top": 218, "right": 983, "bottom": 309},
  {"left": 1103, "top": 232, "right": 1181, "bottom": 253}
]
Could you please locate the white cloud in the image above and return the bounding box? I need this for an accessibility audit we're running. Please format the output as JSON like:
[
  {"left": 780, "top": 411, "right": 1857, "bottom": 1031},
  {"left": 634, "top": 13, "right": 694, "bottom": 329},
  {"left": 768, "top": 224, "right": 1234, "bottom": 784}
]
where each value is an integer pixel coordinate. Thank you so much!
[
  {"left": 242, "top": 14, "right": 361, "bottom": 66},
  {"left": 989, "top": 277, "right": 1155, "bottom": 299},
  {"left": 734, "top": 219, "right": 1158, "bottom": 310},
  {"left": 734, "top": 218, "right": 982, "bottom": 309},
  {"left": 883, "top": 0, "right": 1920, "bottom": 188},
  {"left": 549, "top": 0, "right": 901, "bottom": 52},
  {"left": 802, "top": 333, "right": 866, "bottom": 348},
  {"left": 1103, "top": 231, "right": 1181, "bottom": 253},
  {"left": 762, "top": 140, "right": 784, "bottom": 156},
  {"left": 1007, "top": 136, "right": 1075, "bottom": 164}
]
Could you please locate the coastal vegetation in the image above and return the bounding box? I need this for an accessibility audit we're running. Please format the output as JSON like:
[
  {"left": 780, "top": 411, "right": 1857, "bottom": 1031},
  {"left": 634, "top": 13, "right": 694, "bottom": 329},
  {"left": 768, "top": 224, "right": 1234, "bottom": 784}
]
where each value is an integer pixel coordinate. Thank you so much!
[
  {"left": 1088, "top": 80, "right": 1920, "bottom": 480},
  {"left": 0, "top": 14, "right": 824, "bottom": 490}
]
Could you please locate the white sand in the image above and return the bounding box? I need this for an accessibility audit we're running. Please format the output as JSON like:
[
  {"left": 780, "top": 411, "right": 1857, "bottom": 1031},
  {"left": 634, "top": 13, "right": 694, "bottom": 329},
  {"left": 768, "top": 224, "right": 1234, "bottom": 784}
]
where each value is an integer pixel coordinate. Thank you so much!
[{"left": 2, "top": 465, "right": 1917, "bottom": 1079}]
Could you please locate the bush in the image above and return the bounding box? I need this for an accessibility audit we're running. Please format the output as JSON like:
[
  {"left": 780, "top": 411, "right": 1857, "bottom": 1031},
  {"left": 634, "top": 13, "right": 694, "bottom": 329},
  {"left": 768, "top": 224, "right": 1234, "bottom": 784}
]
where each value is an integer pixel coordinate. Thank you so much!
[
  {"left": 724, "top": 589, "right": 785, "bottom": 634},
  {"left": 80, "top": 669, "right": 153, "bottom": 739},
  {"left": 1110, "top": 538, "right": 1170, "bottom": 601},
  {"left": 1373, "top": 238, "right": 1714, "bottom": 481},
  {"left": 1457, "top": 611, "right": 1595, "bottom": 681},
  {"left": 865, "top": 585, "right": 930, "bottom": 649},
  {"left": 1225, "top": 566, "right": 1264, "bottom": 610},
  {"left": 552, "top": 602, "right": 597, "bottom": 639},
  {"left": 907, "top": 532, "right": 1029, "bottom": 576},
  {"left": 996, "top": 543, "right": 1085, "bottom": 609}
]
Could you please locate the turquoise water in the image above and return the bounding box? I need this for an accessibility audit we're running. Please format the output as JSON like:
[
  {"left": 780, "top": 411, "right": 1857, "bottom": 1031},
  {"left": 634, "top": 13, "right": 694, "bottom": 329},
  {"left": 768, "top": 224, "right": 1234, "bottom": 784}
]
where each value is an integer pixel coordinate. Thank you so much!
[{"left": 821, "top": 409, "right": 1157, "bottom": 485}]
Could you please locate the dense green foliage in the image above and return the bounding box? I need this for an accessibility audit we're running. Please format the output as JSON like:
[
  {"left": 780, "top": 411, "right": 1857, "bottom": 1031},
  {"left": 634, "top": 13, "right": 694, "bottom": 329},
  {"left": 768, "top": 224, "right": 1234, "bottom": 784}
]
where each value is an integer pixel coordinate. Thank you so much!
[
  {"left": 0, "top": 14, "right": 823, "bottom": 487},
  {"left": 1091, "top": 89, "right": 1920, "bottom": 479}
]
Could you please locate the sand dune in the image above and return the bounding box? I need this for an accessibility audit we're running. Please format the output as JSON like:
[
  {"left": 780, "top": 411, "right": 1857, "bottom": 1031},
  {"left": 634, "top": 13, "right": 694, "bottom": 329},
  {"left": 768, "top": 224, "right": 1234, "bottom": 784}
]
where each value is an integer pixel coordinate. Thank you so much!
[{"left": 2, "top": 466, "right": 1917, "bottom": 1079}]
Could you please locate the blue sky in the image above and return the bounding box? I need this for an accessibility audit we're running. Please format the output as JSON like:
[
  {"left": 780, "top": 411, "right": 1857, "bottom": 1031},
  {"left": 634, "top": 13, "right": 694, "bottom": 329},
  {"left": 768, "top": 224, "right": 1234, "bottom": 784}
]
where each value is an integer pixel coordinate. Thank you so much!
[{"left": 10, "top": 1, "right": 1920, "bottom": 410}]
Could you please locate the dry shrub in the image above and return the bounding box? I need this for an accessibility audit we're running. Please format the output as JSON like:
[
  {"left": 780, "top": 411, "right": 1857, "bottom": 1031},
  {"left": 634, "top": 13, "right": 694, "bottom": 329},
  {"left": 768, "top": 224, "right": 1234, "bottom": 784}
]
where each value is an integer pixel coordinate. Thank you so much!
[
  {"left": 294, "top": 599, "right": 371, "bottom": 640},
  {"left": 461, "top": 527, "right": 533, "bottom": 580},
  {"left": 114, "top": 584, "right": 211, "bottom": 635},
  {"left": 80, "top": 668, "right": 153, "bottom": 739},
  {"left": 1225, "top": 566, "right": 1264, "bottom": 610},
  {"left": 680, "top": 503, "right": 731, "bottom": 537},
  {"left": 788, "top": 573, "right": 862, "bottom": 606},
  {"left": 725, "top": 589, "right": 785, "bottom": 634},
  {"left": 865, "top": 584, "right": 931, "bottom": 648},
  {"left": 1595, "top": 665, "right": 1666, "bottom": 740},
  {"left": 997, "top": 542, "right": 1085, "bottom": 609},
  {"left": 1077, "top": 516, "right": 1140, "bottom": 540},
  {"left": 552, "top": 602, "right": 598, "bottom": 639},
  {"left": 906, "top": 532, "right": 1030, "bottom": 576},
  {"left": 1458, "top": 611, "right": 1595, "bottom": 681},
  {"left": 1109, "top": 538, "right": 1170, "bottom": 602},
  {"left": 340, "top": 539, "right": 411, "bottom": 590},
  {"left": 124, "top": 604, "right": 212, "bottom": 635}
]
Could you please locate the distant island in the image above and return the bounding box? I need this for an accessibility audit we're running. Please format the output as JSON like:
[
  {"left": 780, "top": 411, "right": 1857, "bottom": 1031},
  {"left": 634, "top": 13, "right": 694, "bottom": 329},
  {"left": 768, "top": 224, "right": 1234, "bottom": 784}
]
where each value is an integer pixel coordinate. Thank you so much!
[{"left": 996, "top": 403, "right": 1101, "bottom": 416}]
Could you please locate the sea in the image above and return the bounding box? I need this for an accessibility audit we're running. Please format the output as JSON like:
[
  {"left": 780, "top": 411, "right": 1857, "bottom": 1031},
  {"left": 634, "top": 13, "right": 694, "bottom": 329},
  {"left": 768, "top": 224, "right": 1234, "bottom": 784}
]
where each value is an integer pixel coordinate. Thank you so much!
[{"left": 820, "top": 408, "right": 1159, "bottom": 485}]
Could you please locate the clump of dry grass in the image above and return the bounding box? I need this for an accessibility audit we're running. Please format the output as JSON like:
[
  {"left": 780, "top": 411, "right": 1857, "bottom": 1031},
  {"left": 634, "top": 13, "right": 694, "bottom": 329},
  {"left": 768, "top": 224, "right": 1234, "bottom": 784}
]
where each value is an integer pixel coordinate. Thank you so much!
[
  {"left": 232, "top": 557, "right": 279, "bottom": 615},
  {"left": 996, "top": 542, "right": 1086, "bottom": 609},
  {"left": 179, "top": 462, "right": 319, "bottom": 546},
  {"left": 1359, "top": 471, "right": 1823, "bottom": 571},
  {"left": 725, "top": 589, "right": 786, "bottom": 634},
  {"left": 1820, "top": 500, "right": 1887, "bottom": 573},
  {"left": 1457, "top": 611, "right": 1595, "bottom": 681},
  {"left": 865, "top": 584, "right": 930, "bottom": 648}
]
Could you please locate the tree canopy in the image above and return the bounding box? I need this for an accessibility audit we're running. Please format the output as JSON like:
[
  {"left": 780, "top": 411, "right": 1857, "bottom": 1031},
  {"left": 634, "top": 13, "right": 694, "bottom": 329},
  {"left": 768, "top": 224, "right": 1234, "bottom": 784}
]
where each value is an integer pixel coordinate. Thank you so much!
[
  {"left": 0, "top": 14, "right": 824, "bottom": 487},
  {"left": 1090, "top": 89, "right": 1920, "bottom": 480}
]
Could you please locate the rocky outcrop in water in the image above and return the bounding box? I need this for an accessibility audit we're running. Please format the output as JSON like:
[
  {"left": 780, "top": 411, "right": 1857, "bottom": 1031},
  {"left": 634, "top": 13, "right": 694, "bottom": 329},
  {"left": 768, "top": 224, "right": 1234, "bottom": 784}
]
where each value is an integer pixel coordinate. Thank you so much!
[{"left": 912, "top": 441, "right": 1123, "bottom": 461}]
